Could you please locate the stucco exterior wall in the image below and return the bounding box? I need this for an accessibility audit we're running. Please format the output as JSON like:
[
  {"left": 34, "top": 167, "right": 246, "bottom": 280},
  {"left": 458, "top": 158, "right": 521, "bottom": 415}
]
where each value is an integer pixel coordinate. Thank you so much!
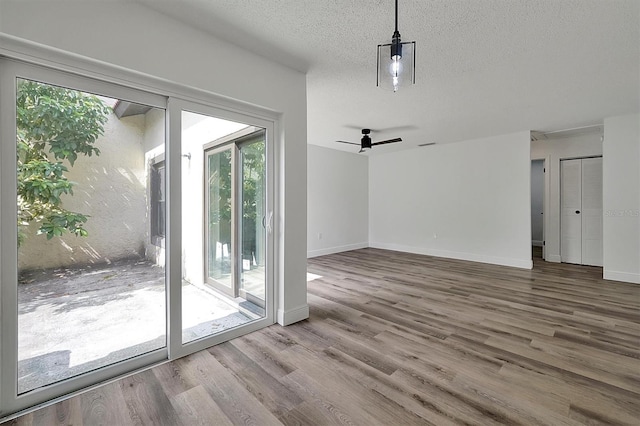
[{"left": 18, "top": 111, "right": 150, "bottom": 271}]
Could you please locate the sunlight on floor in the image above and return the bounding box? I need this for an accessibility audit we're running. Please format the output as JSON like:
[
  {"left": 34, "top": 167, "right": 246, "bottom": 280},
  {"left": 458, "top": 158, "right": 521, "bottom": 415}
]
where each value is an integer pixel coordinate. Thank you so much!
[{"left": 307, "top": 272, "right": 323, "bottom": 282}]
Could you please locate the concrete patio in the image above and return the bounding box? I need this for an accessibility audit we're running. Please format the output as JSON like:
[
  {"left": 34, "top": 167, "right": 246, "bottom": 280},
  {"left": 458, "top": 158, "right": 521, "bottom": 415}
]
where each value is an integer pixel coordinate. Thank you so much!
[{"left": 18, "top": 258, "right": 254, "bottom": 394}]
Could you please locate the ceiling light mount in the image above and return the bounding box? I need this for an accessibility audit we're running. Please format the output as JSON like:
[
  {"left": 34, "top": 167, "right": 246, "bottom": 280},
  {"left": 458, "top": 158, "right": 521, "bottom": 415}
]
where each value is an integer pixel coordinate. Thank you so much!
[{"left": 377, "top": 0, "right": 415, "bottom": 92}]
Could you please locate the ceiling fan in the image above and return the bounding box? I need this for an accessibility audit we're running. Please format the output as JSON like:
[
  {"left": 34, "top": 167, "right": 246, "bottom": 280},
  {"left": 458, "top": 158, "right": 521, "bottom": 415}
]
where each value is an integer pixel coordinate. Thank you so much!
[{"left": 336, "top": 128, "right": 402, "bottom": 153}]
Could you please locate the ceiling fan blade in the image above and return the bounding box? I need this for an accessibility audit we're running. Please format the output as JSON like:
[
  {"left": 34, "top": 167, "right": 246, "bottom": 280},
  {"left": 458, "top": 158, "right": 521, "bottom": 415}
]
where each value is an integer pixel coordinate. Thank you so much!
[
  {"left": 336, "top": 140, "right": 360, "bottom": 145},
  {"left": 371, "top": 138, "right": 402, "bottom": 146}
]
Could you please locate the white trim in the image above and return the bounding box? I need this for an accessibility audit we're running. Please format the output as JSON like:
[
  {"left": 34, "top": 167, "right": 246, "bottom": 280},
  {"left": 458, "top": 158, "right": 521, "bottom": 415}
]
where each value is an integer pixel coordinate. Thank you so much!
[
  {"left": 531, "top": 155, "right": 551, "bottom": 261},
  {"left": 307, "top": 242, "right": 369, "bottom": 258},
  {"left": 277, "top": 304, "right": 309, "bottom": 326},
  {"left": 604, "top": 270, "right": 640, "bottom": 284},
  {"left": 369, "top": 242, "right": 533, "bottom": 270},
  {"left": 0, "top": 34, "right": 280, "bottom": 123}
]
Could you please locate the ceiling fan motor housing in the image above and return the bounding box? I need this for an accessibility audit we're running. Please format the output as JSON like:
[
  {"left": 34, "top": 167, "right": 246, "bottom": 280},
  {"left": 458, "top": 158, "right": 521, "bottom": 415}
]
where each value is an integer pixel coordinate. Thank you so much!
[
  {"left": 361, "top": 134, "right": 372, "bottom": 149},
  {"left": 361, "top": 129, "right": 372, "bottom": 149}
]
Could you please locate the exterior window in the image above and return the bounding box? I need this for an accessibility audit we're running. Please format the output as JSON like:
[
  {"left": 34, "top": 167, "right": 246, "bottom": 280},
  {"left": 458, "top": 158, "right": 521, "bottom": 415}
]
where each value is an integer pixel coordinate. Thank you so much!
[{"left": 151, "top": 160, "right": 166, "bottom": 244}]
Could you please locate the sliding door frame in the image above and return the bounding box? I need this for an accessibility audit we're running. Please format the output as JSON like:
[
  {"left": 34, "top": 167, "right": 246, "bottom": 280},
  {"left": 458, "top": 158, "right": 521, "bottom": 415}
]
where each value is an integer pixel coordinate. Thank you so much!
[
  {"left": 0, "top": 36, "right": 279, "bottom": 419},
  {"left": 0, "top": 57, "right": 169, "bottom": 417},
  {"left": 168, "top": 98, "right": 275, "bottom": 360}
]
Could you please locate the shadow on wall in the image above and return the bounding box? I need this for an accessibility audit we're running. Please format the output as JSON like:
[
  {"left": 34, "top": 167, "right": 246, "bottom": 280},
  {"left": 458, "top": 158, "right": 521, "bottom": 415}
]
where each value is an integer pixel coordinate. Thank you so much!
[{"left": 18, "top": 110, "right": 164, "bottom": 273}]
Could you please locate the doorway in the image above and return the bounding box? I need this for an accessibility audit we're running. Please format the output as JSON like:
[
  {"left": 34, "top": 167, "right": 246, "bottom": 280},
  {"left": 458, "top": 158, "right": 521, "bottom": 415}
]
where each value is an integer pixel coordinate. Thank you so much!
[
  {"left": 531, "top": 160, "right": 545, "bottom": 259},
  {"left": 203, "top": 129, "right": 266, "bottom": 308}
]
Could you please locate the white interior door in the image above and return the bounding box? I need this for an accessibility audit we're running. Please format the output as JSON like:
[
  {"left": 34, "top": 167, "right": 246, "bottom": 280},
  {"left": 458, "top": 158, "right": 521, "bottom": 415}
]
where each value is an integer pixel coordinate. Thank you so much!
[
  {"left": 581, "top": 157, "right": 603, "bottom": 266},
  {"left": 561, "top": 159, "right": 582, "bottom": 264},
  {"left": 560, "top": 157, "right": 603, "bottom": 266}
]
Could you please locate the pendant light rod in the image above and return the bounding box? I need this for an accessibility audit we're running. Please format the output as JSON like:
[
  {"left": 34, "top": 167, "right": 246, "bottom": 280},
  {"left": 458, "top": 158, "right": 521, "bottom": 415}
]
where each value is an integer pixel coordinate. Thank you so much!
[
  {"left": 395, "top": 0, "right": 399, "bottom": 34},
  {"left": 391, "top": 0, "right": 402, "bottom": 60}
]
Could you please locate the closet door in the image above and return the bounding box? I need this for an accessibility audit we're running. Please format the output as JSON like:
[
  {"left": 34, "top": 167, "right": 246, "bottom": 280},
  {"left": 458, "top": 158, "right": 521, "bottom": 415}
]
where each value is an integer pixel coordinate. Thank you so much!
[
  {"left": 561, "top": 159, "right": 582, "bottom": 264},
  {"left": 581, "top": 158, "right": 603, "bottom": 266},
  {"left": 560, "top": 157, "right": 603, "bottom": 266}
]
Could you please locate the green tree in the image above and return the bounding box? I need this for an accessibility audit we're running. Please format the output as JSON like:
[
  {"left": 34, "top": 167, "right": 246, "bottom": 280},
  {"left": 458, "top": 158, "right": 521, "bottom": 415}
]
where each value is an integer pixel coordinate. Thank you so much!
[
  {"left": 207, "top": 139, "right": 265, "bottom": 269},
  {"left": 17, "top": 79, "right": 111, "bottom": 245},
  {"left": 241, "top": 141, "right": 265, "bottom": 262}
]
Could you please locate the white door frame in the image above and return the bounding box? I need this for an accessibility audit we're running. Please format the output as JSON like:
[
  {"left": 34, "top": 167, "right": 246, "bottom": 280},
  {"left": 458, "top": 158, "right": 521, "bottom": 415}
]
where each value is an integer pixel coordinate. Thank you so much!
[
  {"left": 167, "top": 98, "right": 275, "bottom": 360},
  {"left": 0, "top": 56, "right": 169, "bottom": 418},
  {"left": 531, "top": 156, "right": 551, "bottom": 261}
]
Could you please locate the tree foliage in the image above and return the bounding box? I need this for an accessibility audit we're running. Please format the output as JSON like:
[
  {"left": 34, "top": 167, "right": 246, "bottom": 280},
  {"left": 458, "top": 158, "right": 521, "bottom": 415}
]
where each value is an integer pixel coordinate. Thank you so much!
[
  {"left": 17, "top": 80, "right": 111, "bottom": 245},
  {"left": 208, "top": 139, "right": 265, "bottom": 263},
  {"left": 240, "top": 141, "right": 265, "bottom": 259}
]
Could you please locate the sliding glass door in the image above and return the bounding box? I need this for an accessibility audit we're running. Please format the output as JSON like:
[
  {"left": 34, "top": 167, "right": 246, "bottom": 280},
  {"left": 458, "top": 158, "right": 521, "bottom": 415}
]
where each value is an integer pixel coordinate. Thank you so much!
[
  {"left": 14, "top": 77, "right": 168, "bottom": 395},
  {"left": 239, "top": 133, "right": 267, "bottom": 307},
  {"left": 180, "top": 109, "right": 269, "bottom": 346},
  {"left": 0, "top": 58, "right": 169, "bottom": 415},
  {"left": 205, "top": 146, "right": 235, "bottom": 296},
  {"left": 0, "top": 59, "right": 275, "bottom": 417}
]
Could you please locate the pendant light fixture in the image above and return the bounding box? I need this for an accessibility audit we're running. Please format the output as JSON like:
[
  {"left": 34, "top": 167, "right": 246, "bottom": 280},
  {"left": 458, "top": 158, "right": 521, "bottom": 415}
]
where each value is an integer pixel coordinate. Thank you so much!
[{"left": 377, "top": 0, "right": 416, "bottom": 92}]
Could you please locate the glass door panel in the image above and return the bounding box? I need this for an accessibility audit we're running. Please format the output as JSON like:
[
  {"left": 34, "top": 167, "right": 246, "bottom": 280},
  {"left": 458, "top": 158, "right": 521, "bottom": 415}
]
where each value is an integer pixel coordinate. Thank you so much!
[
  {"left": 206, "top": 147, "right": 234, "bottom": 294},
  {"left": 180, "top": 111, "right": 267, "bottom": 344},
  {"left": 14, "top": 78, "right": 167, "bottom": 394},
  {"left": 239, "top": 133, "right": 266, "bottom": 307}
]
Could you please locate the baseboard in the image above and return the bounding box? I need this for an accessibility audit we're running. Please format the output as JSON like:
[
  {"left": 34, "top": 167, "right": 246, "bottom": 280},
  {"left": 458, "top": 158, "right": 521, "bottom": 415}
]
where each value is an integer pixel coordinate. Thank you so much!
[
  {"left": 545, "top": 254, "right": 561, "bottom": 263},
  {"left": 307, "top": 242, "right": 368, "bottom": 258},
  {"left": 369, "top": 242, "right": 533, "bottom": 269},
  {"left": 277, "top": 304, "right": 309, "bottom": 326},
  {"left": 532, "top": 240, "right": 543, "bottom": 247},
  {"left": 604, "top": 270, "right": 640, "bottom": 284}
]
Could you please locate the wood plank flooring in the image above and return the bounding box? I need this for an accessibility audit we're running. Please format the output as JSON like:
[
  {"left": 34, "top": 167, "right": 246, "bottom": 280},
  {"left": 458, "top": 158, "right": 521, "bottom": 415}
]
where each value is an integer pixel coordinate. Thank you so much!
[{"left": 6, "top": 248, "right": 640, "bottom": 425}]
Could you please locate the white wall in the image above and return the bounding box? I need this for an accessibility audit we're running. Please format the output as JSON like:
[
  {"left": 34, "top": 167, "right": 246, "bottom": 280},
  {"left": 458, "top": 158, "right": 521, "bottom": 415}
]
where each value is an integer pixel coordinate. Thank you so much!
[
  {"left": 531, "top": 132, "right": 603, "bottom": 262},
  {"left": 307, "top": 145, "right": 368, "bottom": 257},
  {"left": 369, "top": 131, "right": 532, "bottom": 269},
  {"left": 531, "top": 160, "right": 544, "bottom": 245},
  {"left": 0, "top": 0, "right": 308, "bottom": 324},
  {"left": 603, "top": 113, "right": 640, "bottom": 284}
]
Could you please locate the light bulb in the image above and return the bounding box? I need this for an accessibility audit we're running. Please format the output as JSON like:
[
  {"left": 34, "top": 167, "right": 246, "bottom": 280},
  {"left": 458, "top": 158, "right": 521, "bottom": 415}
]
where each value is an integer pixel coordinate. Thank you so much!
[
  {"left": 390, "top": 56, "right": 402, "bottom": 76},
  {"left": 390, "top": 56, "right": 402, "bottom": 92}
]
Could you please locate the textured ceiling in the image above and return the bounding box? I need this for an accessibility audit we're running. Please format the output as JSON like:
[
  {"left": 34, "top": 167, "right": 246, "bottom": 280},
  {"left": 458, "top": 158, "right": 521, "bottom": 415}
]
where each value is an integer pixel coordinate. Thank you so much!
[{"left": 137, "top": 0, "right": 640, "bottom": 154}]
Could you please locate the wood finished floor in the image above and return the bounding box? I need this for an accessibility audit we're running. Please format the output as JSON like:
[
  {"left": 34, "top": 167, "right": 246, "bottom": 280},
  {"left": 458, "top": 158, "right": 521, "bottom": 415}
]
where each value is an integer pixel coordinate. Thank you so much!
[{"left": 6, "top": 248, "right": 640, "bottom": 425}]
